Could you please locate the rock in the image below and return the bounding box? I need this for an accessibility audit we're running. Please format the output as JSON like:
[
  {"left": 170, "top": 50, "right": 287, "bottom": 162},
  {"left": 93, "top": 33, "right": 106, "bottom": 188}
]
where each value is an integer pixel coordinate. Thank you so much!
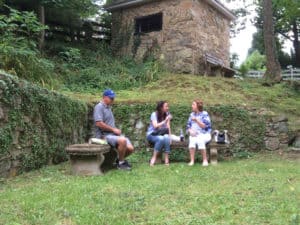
[
  {"left": 290, "top": 147, "right": 300, "bottom": 152},
  {"left": 278, "top": 133, "right": 289, "bottom": 144},
  {"left": 211, "top": 114, "right": 223, "bottom": 122},
  {"left": 293, "top": 135, "right": 300, "bottom": 148},
  {"left": 265, "top": 128, "right": 278, "bottom": 137},
  {"left": 265, "top": 137, "right": 280, "bottom": 151},
  {"left": 278, "top": 122, "right": 288, "bottom": 133},
  {"left": 271, "top": 115, "right": 288, "bottom": 123},
  {"left": 0, "top": 107, "right": 4, "bottom": 120},
  {"left": 135, "top": 119, "right": 144, "bottom": 130},
  {"left": 279, "top": 143, "right": 288, "bottom": 150},
  {"left": 0, "top": 157, "right": 11, "bottom": 174}
]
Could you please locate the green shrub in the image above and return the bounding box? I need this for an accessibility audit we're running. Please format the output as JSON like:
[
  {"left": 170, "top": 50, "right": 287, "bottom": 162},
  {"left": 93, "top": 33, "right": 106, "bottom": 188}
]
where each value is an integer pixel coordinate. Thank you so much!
[
  {"left": 239, "top": 50, "right": 266, "bottom": 75},
  {"left": 0, "top": 7, "right": 56, "bottom": 87},
  {"left": 61, "top": 44, "right": 163, "bottom": 92}
]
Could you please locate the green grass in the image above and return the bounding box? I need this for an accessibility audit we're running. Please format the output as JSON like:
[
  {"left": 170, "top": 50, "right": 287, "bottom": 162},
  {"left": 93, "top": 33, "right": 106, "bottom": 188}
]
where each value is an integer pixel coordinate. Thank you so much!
[
  {"left": 1, "top": 153, "right": 299, "bottom": 225},
  {"left": 63, "top": 74, "right": 300, "bottom": 131}
]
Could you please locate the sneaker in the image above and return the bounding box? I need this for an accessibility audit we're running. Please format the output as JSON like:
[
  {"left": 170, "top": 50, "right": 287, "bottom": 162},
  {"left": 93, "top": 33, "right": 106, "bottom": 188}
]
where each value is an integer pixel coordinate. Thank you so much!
[
  {"left": 202, "top": 161, "right": 209, "bottom": 167},
  {"left": 117, "top": 161, "right": 131, "bottom": 170},
  {"left": 124, "top": 160, "right": 131, "bottom": 168},
  {"left": 115, "top": 159, "right": 131, "bottom": 167}
]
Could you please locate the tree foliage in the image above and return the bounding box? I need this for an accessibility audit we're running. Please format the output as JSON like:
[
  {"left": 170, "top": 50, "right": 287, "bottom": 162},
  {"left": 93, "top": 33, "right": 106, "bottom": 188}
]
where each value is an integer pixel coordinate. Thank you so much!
[
  {"left": 249, "top": 29, "right": 293, "bottom": 68},
  {"left": 253, "top": 0, "right": 300, "bottom": 66},
  {"left": 0, "top": 6, "right": 54, "bottom": 83}
]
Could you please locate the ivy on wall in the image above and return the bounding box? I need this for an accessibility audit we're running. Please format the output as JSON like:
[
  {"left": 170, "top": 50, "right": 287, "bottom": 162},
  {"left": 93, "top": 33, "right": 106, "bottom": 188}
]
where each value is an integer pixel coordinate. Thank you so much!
[
  {"left": 0, "top": 71, "right": 267, "bottom": 176},
  {"left": 0, "top": 72, "right": 88, "bottom": 174},
  {"left": 109, "top": 103, "right": 266, "bottom": 158}
]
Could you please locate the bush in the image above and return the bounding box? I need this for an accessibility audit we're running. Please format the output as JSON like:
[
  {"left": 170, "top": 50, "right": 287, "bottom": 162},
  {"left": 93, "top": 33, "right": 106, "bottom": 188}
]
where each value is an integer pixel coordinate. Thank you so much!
[
  {"left": 59, "top": 43, "right": 163, "bottom": 92},
  {"left": 239, "top": 50, "right": 266, "bottom": 74},
  {"left": 0, "top": 7, "right": 57, "bottom": 87}
]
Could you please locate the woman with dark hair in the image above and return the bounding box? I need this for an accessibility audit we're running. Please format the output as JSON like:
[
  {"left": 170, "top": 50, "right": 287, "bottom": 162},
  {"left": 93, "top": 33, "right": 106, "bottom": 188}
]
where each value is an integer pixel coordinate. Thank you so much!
[
  {"left": 186, "top": 99, "right": 211, "bottom": 166},
  {"left": 146, "top": 101, "right": 172, "bottom": 166}
]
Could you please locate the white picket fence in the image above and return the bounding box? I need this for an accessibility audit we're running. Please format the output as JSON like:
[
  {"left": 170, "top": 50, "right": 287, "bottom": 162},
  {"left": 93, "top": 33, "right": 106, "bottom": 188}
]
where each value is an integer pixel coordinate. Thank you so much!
[{"left": 246, "top": 68, "right": 300, "bottom": 81}]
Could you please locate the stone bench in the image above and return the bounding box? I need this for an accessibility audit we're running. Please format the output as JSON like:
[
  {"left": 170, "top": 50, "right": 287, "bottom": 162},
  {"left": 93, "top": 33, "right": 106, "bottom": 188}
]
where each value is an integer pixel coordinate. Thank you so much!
[
  {"left": 147, "top": 140, "right": 229, "bottom": 165},
  {"left": 65, "top": 143, "right": 117, "bottom": 175}
]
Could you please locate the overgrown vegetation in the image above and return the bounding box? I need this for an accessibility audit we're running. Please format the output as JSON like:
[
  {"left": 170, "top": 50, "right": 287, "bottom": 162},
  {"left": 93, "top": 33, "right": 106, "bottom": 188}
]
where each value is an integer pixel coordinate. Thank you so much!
[
  {"left": 0, "top": 72, "right": 88, "bottom": 172},
  {"left": 46, "top": 41, "right": 162, "bottom": 93},
  {"left": 0, "top": 7, "right": 55, "bottom": 85},
  {"left": 0, "top": 153, "right": 299, "bottom": 224},
  {"left": 0, "top": 6, "right": 162, "bottom": 92},
  {"left": 108, "top": 103, "right": 265, "bottom": 160}
]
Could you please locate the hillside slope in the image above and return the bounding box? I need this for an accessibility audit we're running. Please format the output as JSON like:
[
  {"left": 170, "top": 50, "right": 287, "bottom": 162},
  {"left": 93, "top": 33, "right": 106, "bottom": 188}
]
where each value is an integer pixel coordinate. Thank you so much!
[{"left": 64, "top": 74, "right": 300, "bottom": 130}]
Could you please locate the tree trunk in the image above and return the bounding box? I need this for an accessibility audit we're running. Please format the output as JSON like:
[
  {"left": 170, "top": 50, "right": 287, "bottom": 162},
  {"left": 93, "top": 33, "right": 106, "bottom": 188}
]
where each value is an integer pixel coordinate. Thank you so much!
[
  {"left": 262, "top": 0, "right": 282, "bottom": 84},
  {"left": 292, "top": 20, "right": 300, "bottom": 67},
  {"left": 38, "top": 5, "right": 45, "bottom": 51}
]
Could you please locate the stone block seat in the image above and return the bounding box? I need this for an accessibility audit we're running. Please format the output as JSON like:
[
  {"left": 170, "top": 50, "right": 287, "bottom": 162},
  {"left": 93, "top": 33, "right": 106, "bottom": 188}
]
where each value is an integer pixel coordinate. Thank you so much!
[
  {"left": 147, "top": 140, "right": 229, "bottom": 165},
  {"left": 65, "top": 143, "right": 117, "bottom": 175}
]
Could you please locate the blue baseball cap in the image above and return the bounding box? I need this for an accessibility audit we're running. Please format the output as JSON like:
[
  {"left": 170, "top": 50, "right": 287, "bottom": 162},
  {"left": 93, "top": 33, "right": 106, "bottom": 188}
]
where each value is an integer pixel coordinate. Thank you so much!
[{"left": 103, "top": 89, "right": 116, "bottom": 99}]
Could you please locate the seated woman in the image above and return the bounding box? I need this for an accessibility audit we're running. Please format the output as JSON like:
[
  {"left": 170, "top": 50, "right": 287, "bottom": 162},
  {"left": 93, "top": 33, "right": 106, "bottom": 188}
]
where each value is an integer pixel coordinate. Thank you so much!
[
  {"left": 186, "top": 99, "right": 212, "bottom": 166},
  {"left": 146, "top": 101, "right": 172, "bottom": 166}
]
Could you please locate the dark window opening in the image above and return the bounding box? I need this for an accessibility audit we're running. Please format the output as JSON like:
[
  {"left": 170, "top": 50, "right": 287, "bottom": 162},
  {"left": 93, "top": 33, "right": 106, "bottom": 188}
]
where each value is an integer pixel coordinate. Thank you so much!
[{"left": 135, "top": 12, "right": 163, "bottom": 34}]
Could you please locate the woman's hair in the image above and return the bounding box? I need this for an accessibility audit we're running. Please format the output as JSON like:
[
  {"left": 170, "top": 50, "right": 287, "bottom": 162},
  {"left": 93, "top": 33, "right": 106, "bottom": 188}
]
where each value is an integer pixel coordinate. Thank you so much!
[
  {"left": 194, "top": 99, "right": 204, "bottom": 112},
  {"left": 156, "top": 100, "right": 167, "bottom": 122}
]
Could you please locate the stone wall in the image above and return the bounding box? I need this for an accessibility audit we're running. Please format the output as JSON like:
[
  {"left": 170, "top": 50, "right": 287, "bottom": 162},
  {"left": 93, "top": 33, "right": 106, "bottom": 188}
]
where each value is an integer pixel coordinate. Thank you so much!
[
  {"left": 265, "top": 116, "right": 290, "bottom": 151},
  {"left": 110, "top": 0, "right": 231, "bottom": 74},
  {"left": 1, "top": 79, "right": 294, "bottom": 178},
  {"left": 0, "top": 73, "right": 89, "bottom": 177},
  {"left": 88, "top": 104, "right": 293, "bottom": 156}
]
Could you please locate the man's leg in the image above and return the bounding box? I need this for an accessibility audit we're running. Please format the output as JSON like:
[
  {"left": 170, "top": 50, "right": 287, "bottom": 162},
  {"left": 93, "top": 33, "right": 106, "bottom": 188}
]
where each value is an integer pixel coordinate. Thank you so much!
[
  {"left": 106, "top": 135, "right": 131, "bottom": 169},
  {"left": 125, "top": 142, "right": 134, "bottom": 157},
  {"left": 117, "top": 137, "right": 127, "bottom": 161}
]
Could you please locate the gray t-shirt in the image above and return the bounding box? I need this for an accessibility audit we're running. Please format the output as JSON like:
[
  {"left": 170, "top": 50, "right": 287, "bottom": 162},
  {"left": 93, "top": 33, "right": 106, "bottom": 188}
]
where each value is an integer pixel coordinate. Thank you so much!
[{"left": 93, "top": 101, "right": 116, "bottom": 138}]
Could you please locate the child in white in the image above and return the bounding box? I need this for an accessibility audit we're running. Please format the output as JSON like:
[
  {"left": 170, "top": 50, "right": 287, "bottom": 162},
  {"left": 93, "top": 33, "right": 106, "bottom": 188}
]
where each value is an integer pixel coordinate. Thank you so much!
[{"left": 186, "top": 99, "right": 212, "bottom": 166}]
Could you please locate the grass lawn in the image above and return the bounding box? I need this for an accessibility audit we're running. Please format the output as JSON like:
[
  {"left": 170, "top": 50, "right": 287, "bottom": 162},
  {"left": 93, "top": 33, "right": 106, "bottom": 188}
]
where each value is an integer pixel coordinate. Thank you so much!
[
  {"left": 0, "top": 153, "right": 299, "bottom": 225},
  {"left": 63, "top": 74, "right": 300, "bottom": 131}
]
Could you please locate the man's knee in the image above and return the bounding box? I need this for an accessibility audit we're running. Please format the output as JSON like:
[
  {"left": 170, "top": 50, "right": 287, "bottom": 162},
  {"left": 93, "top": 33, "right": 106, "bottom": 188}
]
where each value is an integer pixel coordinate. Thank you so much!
[
  {"left": 117, "top": 137, "right": 127, "bottom": 146},
  {"left": 127, "top": 145, "right": 134, "bottom": 153}
]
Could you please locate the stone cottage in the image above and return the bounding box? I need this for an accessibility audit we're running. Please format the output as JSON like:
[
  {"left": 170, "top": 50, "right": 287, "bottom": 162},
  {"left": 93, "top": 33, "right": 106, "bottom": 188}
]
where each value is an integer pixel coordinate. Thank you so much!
[{"left": 105, "top": 0, "right": 236, "bottom": 76}]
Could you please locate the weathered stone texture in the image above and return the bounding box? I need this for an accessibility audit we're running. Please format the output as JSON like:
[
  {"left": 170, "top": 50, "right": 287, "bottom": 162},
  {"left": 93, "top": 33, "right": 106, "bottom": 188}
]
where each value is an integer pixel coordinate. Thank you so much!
[
  {"left": 265, "top": 116, "right": 290, "bottom": 151},
  {"left": 110, "top": 0, "right": 231, "bottom": 74}
]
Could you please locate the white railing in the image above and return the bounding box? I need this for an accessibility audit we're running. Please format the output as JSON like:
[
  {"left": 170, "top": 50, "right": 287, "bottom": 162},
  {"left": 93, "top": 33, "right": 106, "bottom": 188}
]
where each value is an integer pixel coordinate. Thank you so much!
[{"left": 245, "top": 68, "right": 300, "bottom": 81}]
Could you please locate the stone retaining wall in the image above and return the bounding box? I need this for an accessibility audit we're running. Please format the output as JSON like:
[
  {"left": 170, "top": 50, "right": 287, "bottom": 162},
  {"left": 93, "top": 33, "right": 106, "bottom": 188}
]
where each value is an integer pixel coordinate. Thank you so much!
[
  {"left": 265, "top": 116, "right": 292, "bottom": 151},
  {"left": 0, "top": 73, "right": 89, "bottom": 177},
  {"left": 88, "top": 104, "right": 293, "bottom": 154},
  {"left": 0, "top": 78, "right": 295, "bottom": 177}
]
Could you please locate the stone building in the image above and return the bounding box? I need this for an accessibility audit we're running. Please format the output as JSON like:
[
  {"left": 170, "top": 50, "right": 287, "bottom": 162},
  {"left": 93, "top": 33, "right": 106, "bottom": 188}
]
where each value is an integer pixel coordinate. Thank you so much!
[{"left": 105, "top": 0, "right": 236, "bottom": 76}]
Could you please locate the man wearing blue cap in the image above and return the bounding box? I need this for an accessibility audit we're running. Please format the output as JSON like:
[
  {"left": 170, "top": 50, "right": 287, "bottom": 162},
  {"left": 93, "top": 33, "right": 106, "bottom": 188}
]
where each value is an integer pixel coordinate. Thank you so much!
[{"left": 93, "top": 89, "right": 134, "bottom": 170}]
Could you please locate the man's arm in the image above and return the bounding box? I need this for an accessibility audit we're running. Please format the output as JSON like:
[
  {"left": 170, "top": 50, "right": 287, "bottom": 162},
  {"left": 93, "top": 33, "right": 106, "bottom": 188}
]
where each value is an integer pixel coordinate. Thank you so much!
[{"left": 96, "top": 121, "right": 121, "bottom": 135}]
